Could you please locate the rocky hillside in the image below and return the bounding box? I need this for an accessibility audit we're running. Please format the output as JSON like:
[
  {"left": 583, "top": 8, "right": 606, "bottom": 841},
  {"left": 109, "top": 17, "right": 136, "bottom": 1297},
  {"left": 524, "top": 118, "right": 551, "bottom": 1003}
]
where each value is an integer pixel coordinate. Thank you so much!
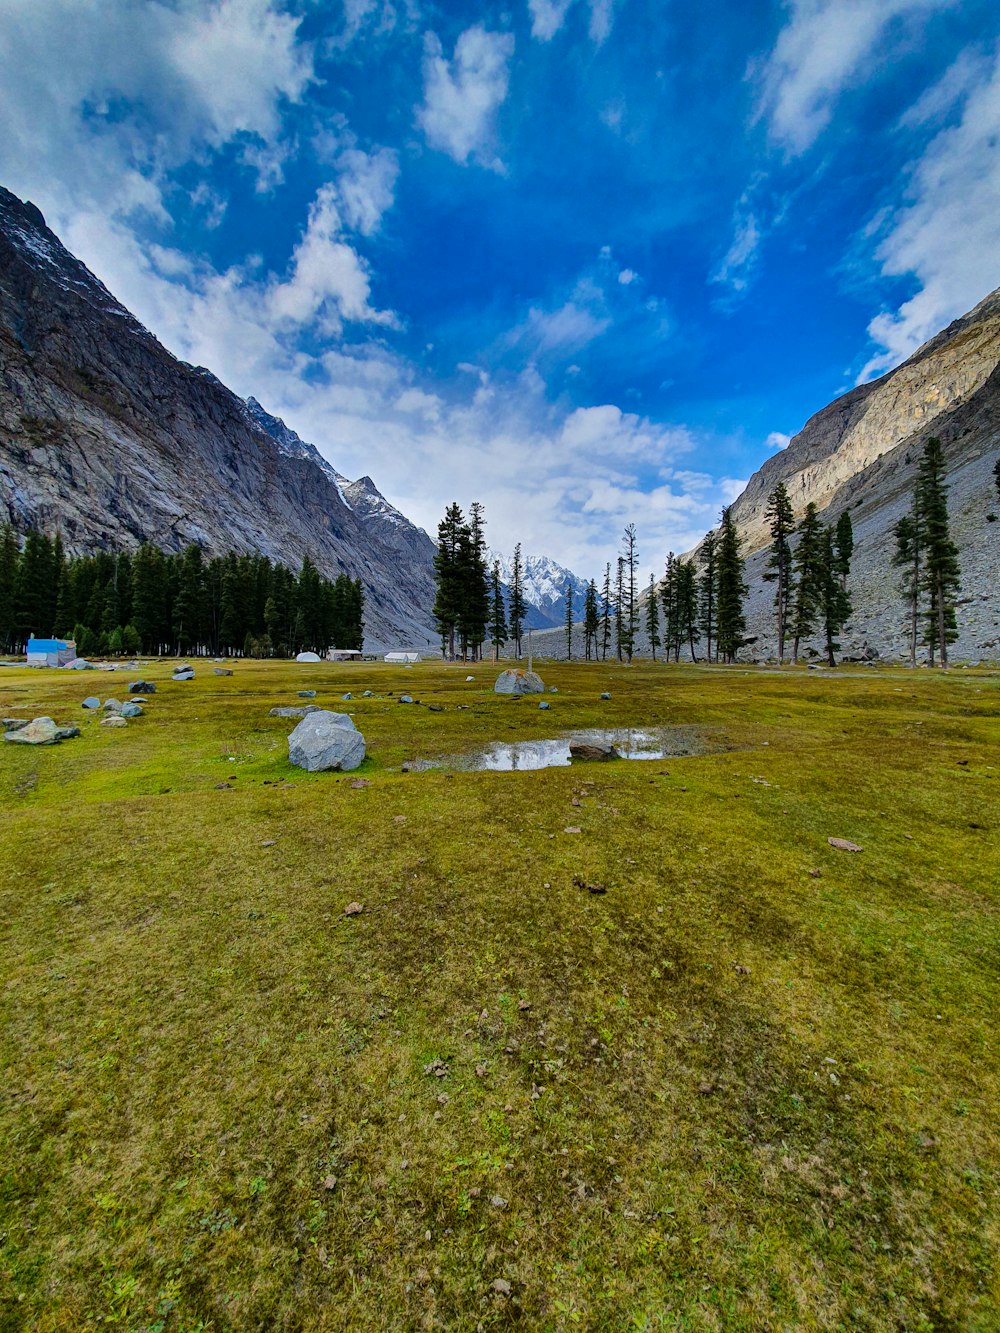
[
  {"left": 0, "top": 186, "right": 437, "bottom": 650},
  {"left": 727, "top": 288, "right": 1000, "bottom": 662}
]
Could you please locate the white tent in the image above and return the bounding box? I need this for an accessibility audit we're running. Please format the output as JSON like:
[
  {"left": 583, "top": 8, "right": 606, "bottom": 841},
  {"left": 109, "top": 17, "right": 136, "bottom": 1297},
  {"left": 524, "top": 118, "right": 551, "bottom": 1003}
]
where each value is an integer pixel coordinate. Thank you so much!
[
  {"left": 384, "top": 652, "right": 420, "bottom": 664},
  {"left": 296, "top": 651, "right": 321, "bottom": 663}
]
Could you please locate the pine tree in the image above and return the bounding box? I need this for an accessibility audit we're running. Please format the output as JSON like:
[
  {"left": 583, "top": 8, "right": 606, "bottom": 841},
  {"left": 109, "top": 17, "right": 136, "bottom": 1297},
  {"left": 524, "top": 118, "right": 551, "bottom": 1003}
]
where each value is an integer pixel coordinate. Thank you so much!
[
  {"left": 433, "top": 502, "right": 467, "bottom": 659},
  {"left": 645, "top": 572, "right": 660, "bottom": 661},
  {"left": 698, "top": 530, "right": 718, "bottom": 664},
  {"left": 620, "top": 524, "right": 638, "bottom": 663},
  {"left": 564, "top": 580, "right": 574, "bottom": 659},
  {"left": 660, "top": 554, "right": 679, "bottom": 661},
  {"left": 676, "top": 560, "right": 700, "bottom": 662},
  {"left": 508, "top": 541, "right": 526, "bottom": 659},
  {"left": 583, "top": 579, "right": 599, "bottom": 661},
  {"left": 614, "top": 556, "right": 625, "bottom": 661},
  {"left": 0, "top": 524, "right": 20, "bottom": 652},
  {"left": 818, "top": 525, "right": 852, "bottom": 667},
  {"left": 488, "top": 559, "right": 508, "bottom": 661},
  {"left": 130, "top": 543, "right": 167, "bottom": 653},
  {"left": 599, "top": 562, "right": 612, "bottom": 660},
  {"left": 762, "top": 482, "right": 794, "bottom": 662},
  {"left": 715, "top": 508, "right": 747, "bottom": 664},
  {"left": 790, "top": 503, "right": 823, "bottom": 663},
  {"left": 172, "top": 545, "right": 205, "bottom": 655},
  {"left": 916, "top": 436, "right": 961, "bottom": 666},
  {"left": 463, "top": 501, "right": 490, "bottom": 661},
  {"left": 892, "top": 513, "right": 920, "bottom": 668}
]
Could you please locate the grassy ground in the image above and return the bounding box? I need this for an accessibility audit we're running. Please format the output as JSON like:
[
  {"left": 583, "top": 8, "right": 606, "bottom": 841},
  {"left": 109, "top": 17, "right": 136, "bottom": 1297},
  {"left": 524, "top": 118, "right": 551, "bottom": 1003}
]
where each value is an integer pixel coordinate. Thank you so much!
[{"left": 0, "top": 657, "right": 997, "bottom": 1332}]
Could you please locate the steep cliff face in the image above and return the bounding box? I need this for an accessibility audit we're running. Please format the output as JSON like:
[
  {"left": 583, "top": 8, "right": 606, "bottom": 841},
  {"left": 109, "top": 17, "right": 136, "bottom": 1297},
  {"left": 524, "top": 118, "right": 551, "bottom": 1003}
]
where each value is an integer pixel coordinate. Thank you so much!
[
  {"left": 727, "top": 288, "right": 1000, "bottom": 660},
  {"left": 0, "top": 186, "right": 437, "bottom": 649}
]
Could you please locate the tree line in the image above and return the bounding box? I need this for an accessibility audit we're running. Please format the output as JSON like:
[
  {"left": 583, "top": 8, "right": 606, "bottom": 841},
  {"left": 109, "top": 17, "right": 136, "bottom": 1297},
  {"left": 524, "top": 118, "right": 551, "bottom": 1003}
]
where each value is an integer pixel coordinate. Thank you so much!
[{"left": 0, "top": 527, "right": 364, "bottom": 658}]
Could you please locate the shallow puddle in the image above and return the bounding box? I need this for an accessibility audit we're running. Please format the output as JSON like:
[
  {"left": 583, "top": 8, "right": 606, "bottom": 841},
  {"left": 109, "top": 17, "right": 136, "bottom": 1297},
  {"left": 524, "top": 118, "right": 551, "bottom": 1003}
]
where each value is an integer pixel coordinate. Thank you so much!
[{"left": 414, "top": 726, "right": 710, "bottom": 773}]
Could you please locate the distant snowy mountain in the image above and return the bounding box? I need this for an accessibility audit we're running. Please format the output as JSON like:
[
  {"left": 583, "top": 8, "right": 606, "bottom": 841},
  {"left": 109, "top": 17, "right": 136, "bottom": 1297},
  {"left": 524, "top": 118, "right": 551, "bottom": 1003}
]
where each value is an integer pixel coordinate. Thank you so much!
[{"left": 487, "top": 549, "right": 590, "bottom": 629}]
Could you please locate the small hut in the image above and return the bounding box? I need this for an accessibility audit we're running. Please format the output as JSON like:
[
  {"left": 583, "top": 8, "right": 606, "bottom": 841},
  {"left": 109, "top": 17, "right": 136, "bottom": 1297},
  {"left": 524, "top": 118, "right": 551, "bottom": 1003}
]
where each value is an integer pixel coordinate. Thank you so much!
[{"left": 25, "top": 637, "right": 76, "bottom": 668}]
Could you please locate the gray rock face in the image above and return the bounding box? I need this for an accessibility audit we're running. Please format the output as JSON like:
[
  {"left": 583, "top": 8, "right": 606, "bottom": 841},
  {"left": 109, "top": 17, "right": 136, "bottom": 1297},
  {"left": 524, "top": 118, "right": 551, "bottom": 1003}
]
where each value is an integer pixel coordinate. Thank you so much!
[
  {"left": 0, "top": 187, "right": 437, "bottom": 651},
  {"left": 4, "top": 716, "right": 59, "bottom": 745},
  {"left": 399, "top": 694, "right": 414, "bottom": 704},
  {"left": 121, "top": 701, "right": 143, "bottom": 717},
  {"left": 103, "top": 699, "right": 124, "bottom": 714},
  {"left": 539, "top": 701, "right": 551, "bottom": 710},
  {"left": 2, "top": 718, "right": 28, "bottom": 732},
  {"left": 287, "top": 710, "right": 365, "bottom": 772},
  {"left": 101, "top": 716, "right": 127, "bottom": 729},
  {"left": 128, "top": 681, "right": 156, "bottom": 694},
  {"left": 213, "top": 667, "right": 233, "bottom": 676},
  {"left": 172, "top": 669, "right": 195, "bottom": 681},
  {"left": 54, "top": 726, "right": 81, "bottom": 740},
  {"left": 569, "top": 740, "right": 619, "bottom": 761},
  {"left": 298, "top": 690, "right": 317, "bottom": 698},
  {"left": 270, "top": 705, "right": 321, "bottom": 718},
  {"left": 495, "top": 669, "right": 545, "bottom": 695},
  {"left": 82, "top": 697, "right": 100, "bottom": 709}
]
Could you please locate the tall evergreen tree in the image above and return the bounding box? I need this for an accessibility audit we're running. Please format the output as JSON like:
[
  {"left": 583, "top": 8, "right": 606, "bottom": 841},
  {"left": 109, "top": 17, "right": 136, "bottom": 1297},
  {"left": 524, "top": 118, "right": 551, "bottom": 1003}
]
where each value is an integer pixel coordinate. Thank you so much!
[
  {"left": 564, "top": 580, "right": 574, "bottom": 659},
  {"left": 463, "top": 501, "right": 490, "bottom": 661},
  {"left": 660, "top": 554, "right": 679, "bottom": 661},
  {"left": 698, "top": 530, "right": 718, "bottom": 664},
  {"left": 892, "top": 512, "right": 921, "bottom": 668},
  {"left": 0, "top": 524, "right": 20, "bottom": 651},
  {"left": 620, "top": 524, "right": 638, "bottom": 663},
  {"left": 676, "top": 560, "right": 700, "bottom": 662},
  {"left": 508, "top": 541, "right": 526, "bottom": 658},
  {"left": 645, "top": 572, "right": 660, "bottom": 661},
  {"left": 715, "top": 508, "right": 747, "bottom": 664},
  {"left": 583, "top": 579, "right": 599, "bottom": 661},
  {"left": 834, "top": 511, "right": 854, "bottom": 591},
  {"left": 488, "top": 559, "right": 508, "bottom": 662},
  {"left": 818, "top": 525, "right": 852, "bottom": 667},
  {"left": 599, "top": 562, "right": 612, "bottom": 660},
  {"left": 614, "top": 556, "right": 625, "bottom": 661},
  {"left": 790, "top": 503, "right": 823, "bottom": 663},
  {"left": 762, "top": 482, "right": 795, "bottom": 663},
  {"left": 432, "top": 502, "right": 467, "bottom": 659},
  {"left": 916, "top": 437, "right": 960, "bottom": 666}
]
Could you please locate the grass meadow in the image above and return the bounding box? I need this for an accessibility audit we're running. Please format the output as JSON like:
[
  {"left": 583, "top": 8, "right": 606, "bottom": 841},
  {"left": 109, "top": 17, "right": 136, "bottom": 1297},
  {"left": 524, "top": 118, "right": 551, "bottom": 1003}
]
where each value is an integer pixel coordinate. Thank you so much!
[{"left": 1, "top": 657, "right": 997, "bottom": 1331}]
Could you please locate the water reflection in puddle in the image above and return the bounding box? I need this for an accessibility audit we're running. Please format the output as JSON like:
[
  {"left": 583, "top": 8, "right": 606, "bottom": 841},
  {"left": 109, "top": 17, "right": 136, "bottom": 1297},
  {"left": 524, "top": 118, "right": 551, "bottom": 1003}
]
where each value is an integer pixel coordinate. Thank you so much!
[{"left": 415, "top": 727, "right": 705, "bottom": 773}]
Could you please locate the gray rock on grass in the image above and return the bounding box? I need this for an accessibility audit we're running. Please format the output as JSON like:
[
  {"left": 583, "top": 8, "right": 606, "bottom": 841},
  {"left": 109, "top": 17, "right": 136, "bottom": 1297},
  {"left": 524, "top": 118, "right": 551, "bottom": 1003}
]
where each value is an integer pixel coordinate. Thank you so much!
[
  {"left": 298, "top": 690, "right": 317, "bottom": 698},
  {"left": 2, "top": 718, "right": 28, "bottom": 732},
  {"left": 270, "top": 705, "right": 321, "bottom": 718},
  {"left": 129, "top": 681, "right": 156, "bottom": 694},
  {"left": 103, "top": 699, "right": 124, "bottom": 714},
  {"left": 494, "top": 669, "right": 545, "bottom": 695},
  {"left": 121, "top": 702, "right": 143, "bottom": 718},
  {"left": 213, "top": 667, "right": 233, "bottom": 676},
  {"left": 288, "top": 710, "right": 365, "bottom": 772},
  {"left": 4, "top": 716, "right": 59, "bottom": 745},
  {"left": 101, "top": 716, "right": 128, "bottom": 729},
  {"left": 82, "top": 697, "right": 100, "bottom": 709}
]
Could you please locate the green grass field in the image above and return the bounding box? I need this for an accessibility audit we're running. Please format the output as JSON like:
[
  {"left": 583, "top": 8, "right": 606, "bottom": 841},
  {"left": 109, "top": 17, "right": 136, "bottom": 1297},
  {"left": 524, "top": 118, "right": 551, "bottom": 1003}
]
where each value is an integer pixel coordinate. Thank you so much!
[{"left": 1, "top": 658, "right": 998, "bottom": 1332}]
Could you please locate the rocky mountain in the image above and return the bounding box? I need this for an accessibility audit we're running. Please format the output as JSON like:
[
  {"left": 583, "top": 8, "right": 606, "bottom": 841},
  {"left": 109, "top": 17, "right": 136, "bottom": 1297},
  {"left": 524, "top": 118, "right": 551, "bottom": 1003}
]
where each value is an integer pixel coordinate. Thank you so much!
[
  {"left": 0, "top": 185, "right": 438, "bottom": 650},
  {"left": 714, "top": 288, "right": 1000, "bottom": 662},
  {"left": 245, "top": 397, "right": 439, "bottom": 569},
  {"left": 487, "top": 550, "right": 590, "bottom": 629}
]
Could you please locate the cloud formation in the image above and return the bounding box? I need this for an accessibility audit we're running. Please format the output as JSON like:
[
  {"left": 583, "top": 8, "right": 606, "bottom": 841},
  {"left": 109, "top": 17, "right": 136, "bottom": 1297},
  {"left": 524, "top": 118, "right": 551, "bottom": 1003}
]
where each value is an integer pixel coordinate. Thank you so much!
[
  {"left": 417, "top": 26, "right": 515, "bottom": 169},
  {"left": 759, "top": 0, "right": 950, "bottom": 154},
  {"left": 859, "top": 45, "right": 1000, "bottom": 379}
]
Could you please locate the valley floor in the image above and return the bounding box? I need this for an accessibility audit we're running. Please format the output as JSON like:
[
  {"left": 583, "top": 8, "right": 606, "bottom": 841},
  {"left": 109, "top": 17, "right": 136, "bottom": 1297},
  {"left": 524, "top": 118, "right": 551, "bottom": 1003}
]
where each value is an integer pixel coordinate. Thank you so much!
[{"left": 1, "top": 659, "right": 998, "bottom": 1331}]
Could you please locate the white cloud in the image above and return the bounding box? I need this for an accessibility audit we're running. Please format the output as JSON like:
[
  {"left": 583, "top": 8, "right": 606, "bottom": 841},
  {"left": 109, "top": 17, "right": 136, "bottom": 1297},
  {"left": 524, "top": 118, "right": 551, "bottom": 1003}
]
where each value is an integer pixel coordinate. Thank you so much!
[
  {"left": 617, "top": 268, "right": 637, "bottom": 285},
  {"left": 520, "top": 301, "right": 611, "bottom": 353},
  {"left": 333, "top": 147, "right": 399, "bottom": 235},
  {"left": 858, "top": 47, "right": 1000, "bottom": 380},
  {"left": 268, "top": 185, "right": 397, "bottom": 332},
  {"left": 758, "top": 0, "right": 951, "bottom": 154},
  {"left": 711, "top": 212, "right": 761, "bottom": 292},
  {"left": 417, "top": 26, "right": 515, "bottom": 169},
  {"left": 0, "top": 0, "right": 313, "bottom": 222},
  {"left": 767, "top": 431, "right": 792, "bottom": 450},
  {"left": 527, "top": 0, "right": 617, "bottom": 45}
]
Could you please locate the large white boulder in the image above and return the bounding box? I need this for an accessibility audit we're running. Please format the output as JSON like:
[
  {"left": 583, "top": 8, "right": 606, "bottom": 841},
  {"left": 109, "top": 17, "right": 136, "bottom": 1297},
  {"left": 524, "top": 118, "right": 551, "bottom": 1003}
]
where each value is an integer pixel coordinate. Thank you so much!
[
  {"left": 494, "top": 669, "right": 545, "bottom": 695},
  {"left": 287, "top": 710, "right": 366, "bottom": 772}
]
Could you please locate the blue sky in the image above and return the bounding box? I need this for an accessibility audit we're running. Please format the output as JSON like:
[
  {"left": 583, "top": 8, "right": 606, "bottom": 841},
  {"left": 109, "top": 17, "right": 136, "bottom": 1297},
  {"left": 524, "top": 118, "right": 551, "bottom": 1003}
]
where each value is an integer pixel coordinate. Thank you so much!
[{"left": 1, "top": 0, "right": 999, "bottom": 575}]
